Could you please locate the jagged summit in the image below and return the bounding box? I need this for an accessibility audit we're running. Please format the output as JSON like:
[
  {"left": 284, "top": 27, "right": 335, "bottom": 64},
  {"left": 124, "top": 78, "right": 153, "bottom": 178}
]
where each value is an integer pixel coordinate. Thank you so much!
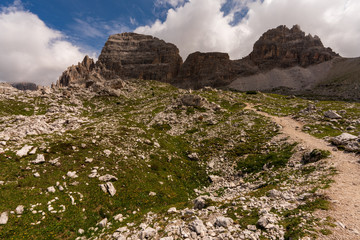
[
  {"left": 246, "top": 25, "right": 338, "bottom": 69},
  {"left": 98, "top": 32, "right": 183, "bottom": 82}
]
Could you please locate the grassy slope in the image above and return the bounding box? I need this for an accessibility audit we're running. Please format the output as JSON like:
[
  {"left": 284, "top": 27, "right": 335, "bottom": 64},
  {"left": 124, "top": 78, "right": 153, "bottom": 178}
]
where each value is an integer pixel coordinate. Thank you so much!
[{"left": 0, "top": 81, "right": 346, "bottom": 239}]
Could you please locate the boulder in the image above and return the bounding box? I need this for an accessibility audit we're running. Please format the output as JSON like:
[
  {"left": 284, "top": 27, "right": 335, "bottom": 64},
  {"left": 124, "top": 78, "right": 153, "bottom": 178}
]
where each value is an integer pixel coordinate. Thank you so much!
[
  {"left": 0, "top": 212, "right": 8, "bottom": 225},
  {"left": 189, "top": 218, "right": 207, "bottom": 236},
  {"left": 15, "top": 205, "right": 24, "bottom": 215},
  {"left": 180, "top": 94, "right": 206, "bottom": 108},
  {"left": 16, "top": 145, "right": 33, "bottom": 157},
  {"left": 139, "top": 227, "right": 156, "bottom": 239},
  {"left": 97, "top": 218, "right": 108, "bottom": 228},
  {"left": 214, "top": 216, "right": 233, "bottom": 228},
  {"left": 331, "top": 133, "right": 360, "bottom": 152},
  {"left": 324, "top": 110, "right": 342, "bottom": 119},
  {"left": 31, "top": 154, "right": 45, "bottom": 164},
  {"left": 100, "top": 182, "right": 117, "bottom": 196},
  {"left": 98, "top": 174, "right": 118, "bottom": 182}
]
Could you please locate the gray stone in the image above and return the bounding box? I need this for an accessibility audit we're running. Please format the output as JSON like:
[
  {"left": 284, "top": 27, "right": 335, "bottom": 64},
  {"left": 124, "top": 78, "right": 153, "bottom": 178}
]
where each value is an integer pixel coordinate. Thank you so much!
[
  {"left": 214, "top": 216, "right": 233, "bottom": 228},
  {"left": 180, "top": 94, "right": 206, "bottom": 108},
  {"left": 31, "top": 154, "right": 45, "bottom": 164},
  {"left": 15, "top": 205, "right": 24, "bottom": 215},
  {"left": 98, "top": 174, "right": 118, "bottom": 182},
  {"left": 324, "top": 110, "right": 342, "bottom": 119},
  {"left": 0, "top": 212, "right": 8, "bottom": 225},
  {"left": 67, "top": 171, "right": 78, "bottom": 178},
  {"left": 16, "top": 145, "right": 33, "bottom": 157},
  {"left": 47, "top": 186, "right": 56, "bottom": 193},
  {"left": 189, "top": 218, "right": 207, "bottom": 236},
  {"left": 100, "top": 182, "right": 116, "bottom": 196},
  {"left": 140, "top": 227, "right": 156, "bottom": 239},
  {"left": 98, "top": 218, "right": 108, "bottom": 228}
]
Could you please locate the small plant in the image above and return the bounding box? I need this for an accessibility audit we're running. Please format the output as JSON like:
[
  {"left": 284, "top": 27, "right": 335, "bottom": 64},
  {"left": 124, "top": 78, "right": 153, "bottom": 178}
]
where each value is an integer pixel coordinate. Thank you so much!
[{"left": 302, "top": 149, "right": 331, "bottom": 164}]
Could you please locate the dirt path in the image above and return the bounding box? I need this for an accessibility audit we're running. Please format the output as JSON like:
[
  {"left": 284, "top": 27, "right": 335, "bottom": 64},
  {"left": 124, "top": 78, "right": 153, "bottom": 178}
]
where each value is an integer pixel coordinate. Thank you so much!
[{"left": 244, "top": 104, "right": 360, "bottom": 239}]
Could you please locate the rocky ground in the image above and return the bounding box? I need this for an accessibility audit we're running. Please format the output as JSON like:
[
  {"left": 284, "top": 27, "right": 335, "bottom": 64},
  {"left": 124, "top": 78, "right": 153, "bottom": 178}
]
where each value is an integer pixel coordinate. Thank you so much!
[{"left": 0, "top": 81, "right": 359, "bottom": 239}]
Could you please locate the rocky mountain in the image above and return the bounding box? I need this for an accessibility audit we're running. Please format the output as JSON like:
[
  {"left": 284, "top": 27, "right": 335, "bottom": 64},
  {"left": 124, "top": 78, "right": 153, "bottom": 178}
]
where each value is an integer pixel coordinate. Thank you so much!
[
  {"left": 245, "top": 25, "right": 338, "bottom": 69},
  {"left": 57, "top": 25, "right": 359, "bottom": 101},
  {"left": 98, "top": 33, "right": 183, "bottom": 82}
]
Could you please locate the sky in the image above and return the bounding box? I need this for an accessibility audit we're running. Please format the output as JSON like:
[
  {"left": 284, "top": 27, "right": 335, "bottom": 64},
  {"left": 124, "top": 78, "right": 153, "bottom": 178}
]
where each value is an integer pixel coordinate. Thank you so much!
[{"left": 0, "top": 0, "right": 360, "bottom": 86}]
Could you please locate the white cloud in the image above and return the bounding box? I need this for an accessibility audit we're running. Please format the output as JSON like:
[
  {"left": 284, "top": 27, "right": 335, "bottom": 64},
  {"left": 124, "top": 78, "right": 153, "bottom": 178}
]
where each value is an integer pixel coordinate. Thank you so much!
[
  {"left": 0, "top": 2, "right": 87, "bottom": 86},
  {"left": 136, "top": 0, "right": 360, "bottom": 60},
  {"left": 155, "top": 0, "right": 187, "bottom": 8}
]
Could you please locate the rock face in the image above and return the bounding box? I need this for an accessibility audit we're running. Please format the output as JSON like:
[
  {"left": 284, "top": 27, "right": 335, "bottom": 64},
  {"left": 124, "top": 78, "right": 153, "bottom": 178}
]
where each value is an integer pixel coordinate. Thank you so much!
[
  {"left": 98, "top": 33, "right": 183, "bottom": 82},
  {"left": 246, "top": 25, "right": 338, "bottom": 70},
  {"left": 174, "top": 25, "right": 338, "bottom": 89},
  {"left": 174, "top": 52, "right": 238, "bottom": 89}
]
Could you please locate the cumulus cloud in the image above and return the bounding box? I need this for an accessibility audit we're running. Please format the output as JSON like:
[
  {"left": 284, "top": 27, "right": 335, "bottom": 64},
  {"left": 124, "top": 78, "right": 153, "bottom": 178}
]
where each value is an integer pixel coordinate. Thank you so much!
[
  {"left": 155, "top": 0, "right": 187, "bottom": 8},
  {"left": 136, "top": 0, "right": 360, "bottom": 60},
  {"left": 0, "top": 2, "right": 87, "bottom": 86}
]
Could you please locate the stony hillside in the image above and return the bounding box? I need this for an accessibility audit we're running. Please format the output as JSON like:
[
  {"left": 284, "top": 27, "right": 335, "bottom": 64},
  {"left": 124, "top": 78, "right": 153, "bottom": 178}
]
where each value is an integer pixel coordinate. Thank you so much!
[{"left": 1, "top": 80, "right": 360, "bottom": 239}]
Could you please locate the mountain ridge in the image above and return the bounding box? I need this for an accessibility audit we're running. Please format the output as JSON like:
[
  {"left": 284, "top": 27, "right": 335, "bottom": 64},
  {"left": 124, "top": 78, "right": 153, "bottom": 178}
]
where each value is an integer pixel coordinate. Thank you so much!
[{"left": 57, "top": 24, "right": 359, "bottom": 101}]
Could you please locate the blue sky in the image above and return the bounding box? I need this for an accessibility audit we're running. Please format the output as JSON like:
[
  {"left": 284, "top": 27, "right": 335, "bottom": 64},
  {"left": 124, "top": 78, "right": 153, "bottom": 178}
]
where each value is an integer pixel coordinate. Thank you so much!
[
  {"left": 0, "top": 0, "right": 177, "bottom": 53},
  {"left": 0, "top": 0, "right": 359, "bottom": 85}
]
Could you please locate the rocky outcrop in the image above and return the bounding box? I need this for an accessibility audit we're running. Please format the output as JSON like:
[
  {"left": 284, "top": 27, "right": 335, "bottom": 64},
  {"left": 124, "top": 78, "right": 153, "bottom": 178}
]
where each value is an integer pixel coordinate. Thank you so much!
[
  {"left": 174, "top": 25, "right": 338, "bottom": 89},
  {"left": 174, "top": 52, "right": 236, "bottom": 89},
  {"left": 57, "top": 56, "right": 108, "bottom": 87},
  {"left": 11, "top": 82, "right": 38, "bottom": 91},
  {"left": 246, "top": 25, "right": 338, "bottom": 69},
  {"left": 98, "top": 33, "right": 183, "bottom": 82},
  {"left": 174, "top": 52, "right": 257, "bottom": 89}
]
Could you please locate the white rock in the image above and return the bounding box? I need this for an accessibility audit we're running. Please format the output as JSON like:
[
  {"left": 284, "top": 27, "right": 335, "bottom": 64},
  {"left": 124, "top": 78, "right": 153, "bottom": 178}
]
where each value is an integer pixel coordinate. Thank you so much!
[
  {"left": 31, "top": 154, "right": 45, "bottom": 164},
  {"left": 140, "top": 227, "right": 156, "bottom": 239},
  {"left": 106, "top": 182, "right": 116, "bottom": 196},
  {"left": 67, "top": 171, "right": 78, "bottom": 178},
  {"left": 16, "top": 145, "right": 33, "bottom": 157},
  {"left": 98, "top": 174, "right": 118, "bottom": 182},
  {"left": 214, "top": 216, "right": 233, "bottom": 228},
  {"left": 33, "top": 172, "right": 40, "bottom": 178},
  {"left": 188, "top": 152, "right": 199, "bottom": 161},
  {"left": 167, "top": 207, "right": 177, "bottom": 213},
  {"left": 114, "top": 213, "right": 123, "bottom": 221},
  {"left": 85, "top": 157, "right": 93, "bottom": 163},
  {"left": 29, "top": 147, "right": 37, "bottom": 155},
  {"left": 98, "top": 218, "right": 108, "bottom": 228},
  {"left": 0, "top": 212, "right": 8, "bottom": 225},
  {"left": 0, "top": 181, "right": 4, "bottom": 185},
  {"left": 209, "top": 175, "right": 224, "bottom": 184},
  {"left": 333, "top": 133, "right": 358, "bottom": 142},
  {"left": 15, "top": 205, "right": 24, "bottom": 215},
  {"left": 194, "top": 196, "right": 208, "bottom": 210},
  {"left": 160, "top": 237, "right": 173, "bottom": 240},
  {"left": 78, "top": 229, "right": 85, "bottom": 234},
  {"left": 324, "top": 110, "right": 342, "bottom": 119},
  {"left": 103, "top": 149, "right": 112, "bottom": 157},
  {"left": 100, "top": 182, "right": 116, "bottom": 196},
  {"left": 47, "top": 186, "right": 56, "bottom": 193},
  {"left": 149, "top": 192, "right": 156, "bottom": 196},
  {"left": 49, "top": 158, "right": 60, "bottom": 166},
  {"left": 189, "top": 218, "right": 207, "bottom": 236}
]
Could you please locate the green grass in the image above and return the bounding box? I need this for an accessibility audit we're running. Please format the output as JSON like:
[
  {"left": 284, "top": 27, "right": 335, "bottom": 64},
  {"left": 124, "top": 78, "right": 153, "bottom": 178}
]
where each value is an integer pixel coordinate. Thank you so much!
[{"left": 237, "top": 144, "right": 295, "bottom": 174}]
